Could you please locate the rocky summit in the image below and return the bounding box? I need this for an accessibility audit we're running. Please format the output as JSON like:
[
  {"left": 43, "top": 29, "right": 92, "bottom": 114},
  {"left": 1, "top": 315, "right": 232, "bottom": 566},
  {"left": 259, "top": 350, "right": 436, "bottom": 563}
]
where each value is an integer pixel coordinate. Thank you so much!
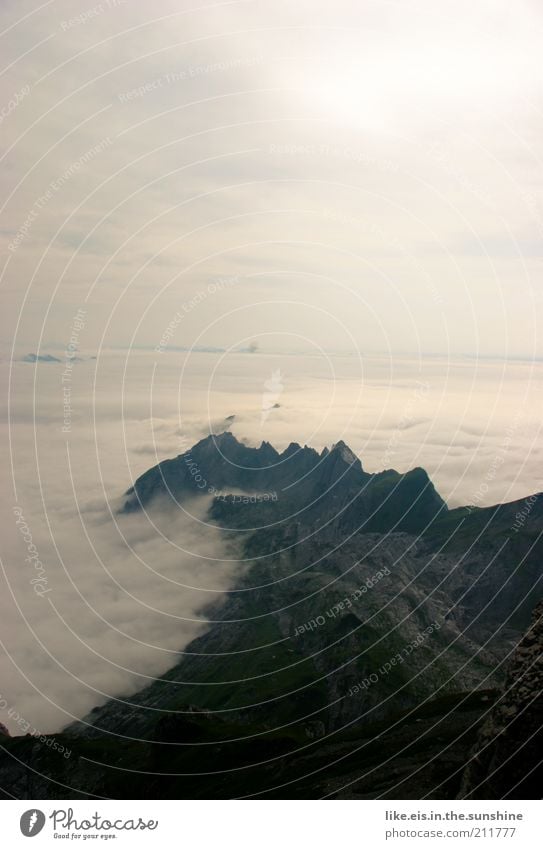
[{"left": 122, "top": 431, "right": 448, "bottom": 536}]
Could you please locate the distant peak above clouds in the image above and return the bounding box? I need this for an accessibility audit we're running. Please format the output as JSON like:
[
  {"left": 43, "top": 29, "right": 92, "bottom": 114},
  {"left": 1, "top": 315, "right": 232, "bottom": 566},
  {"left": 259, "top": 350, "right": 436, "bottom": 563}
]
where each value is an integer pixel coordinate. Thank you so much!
[{"left": 21, "top": 353, "right": 62, "bottom": 363}]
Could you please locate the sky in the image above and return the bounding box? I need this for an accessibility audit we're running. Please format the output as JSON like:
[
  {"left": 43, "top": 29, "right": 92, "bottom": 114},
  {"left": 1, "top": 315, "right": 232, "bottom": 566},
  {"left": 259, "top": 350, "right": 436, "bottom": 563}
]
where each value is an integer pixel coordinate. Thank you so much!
[
  {"left": 0, "top": 1, "right": 542, "bottom": 735},
  {"left": 0, "top": 0, "right": 542, "bottom": 358}
]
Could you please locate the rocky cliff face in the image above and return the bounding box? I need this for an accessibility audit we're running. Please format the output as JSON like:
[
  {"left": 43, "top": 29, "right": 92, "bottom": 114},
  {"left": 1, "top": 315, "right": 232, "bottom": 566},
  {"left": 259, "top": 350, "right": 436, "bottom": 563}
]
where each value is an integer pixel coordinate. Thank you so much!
[{"left": 458, "top": 599, "right": 543, "bottom": 799}]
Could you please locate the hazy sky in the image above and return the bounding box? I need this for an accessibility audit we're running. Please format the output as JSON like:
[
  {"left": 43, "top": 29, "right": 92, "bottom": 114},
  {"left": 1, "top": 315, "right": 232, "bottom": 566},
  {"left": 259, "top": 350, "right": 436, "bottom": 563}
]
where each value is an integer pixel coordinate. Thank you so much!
[{"left": 1, "top": 0, "right": 542, "bottom": 358}]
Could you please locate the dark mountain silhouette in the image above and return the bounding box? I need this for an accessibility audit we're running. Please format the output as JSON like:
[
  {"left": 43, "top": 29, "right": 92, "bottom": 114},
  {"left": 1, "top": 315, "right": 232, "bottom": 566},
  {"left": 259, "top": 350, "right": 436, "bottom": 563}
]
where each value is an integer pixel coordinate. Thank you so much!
[{"left": 123, "top": 432, "right": 447, "bottom": 536}]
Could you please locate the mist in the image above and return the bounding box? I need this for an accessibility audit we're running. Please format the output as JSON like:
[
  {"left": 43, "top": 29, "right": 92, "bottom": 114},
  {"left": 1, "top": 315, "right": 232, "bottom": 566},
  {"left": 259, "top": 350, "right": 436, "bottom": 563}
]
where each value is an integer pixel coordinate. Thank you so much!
[{"left": 0, "top": 356, "right": 247, "bottom": 734}]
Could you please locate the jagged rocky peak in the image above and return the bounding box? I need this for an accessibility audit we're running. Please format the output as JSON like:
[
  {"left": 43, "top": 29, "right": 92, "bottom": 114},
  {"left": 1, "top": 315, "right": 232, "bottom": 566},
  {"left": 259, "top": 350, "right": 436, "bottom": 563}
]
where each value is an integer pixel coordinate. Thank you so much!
[
  {"left": 211, "top": 430, "right": 235, "bottom": 441},
  {"left": 258, "top": 440, "right": 279, "bottom": 460},
  {"left": 281, "top": 441, "right": 302, "bottom": 457},
  {"left": 406, "top": 466, "right": 431, "bottom": 480},
  {"left": 201, "top": 432, "right": 281, "bottom": 463},
  {"left": 329, "top": 439, "right": 363, "bottom": 468},
  {"left": 197, "top": 430, "right": 236, "bottom": 447},
  {"left": 191, "top": 432, "right": 360, "bottom": 465},
  {"left": 123, "top": 431, "right": 447, "bottom": 531}
]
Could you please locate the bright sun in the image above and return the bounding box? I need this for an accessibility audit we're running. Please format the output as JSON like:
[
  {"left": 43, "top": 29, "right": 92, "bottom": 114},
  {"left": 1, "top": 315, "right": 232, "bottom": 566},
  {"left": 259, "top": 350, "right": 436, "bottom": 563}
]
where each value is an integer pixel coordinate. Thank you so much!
[{"left": 288, "top": 37, "right": 532, "bottom": 131}]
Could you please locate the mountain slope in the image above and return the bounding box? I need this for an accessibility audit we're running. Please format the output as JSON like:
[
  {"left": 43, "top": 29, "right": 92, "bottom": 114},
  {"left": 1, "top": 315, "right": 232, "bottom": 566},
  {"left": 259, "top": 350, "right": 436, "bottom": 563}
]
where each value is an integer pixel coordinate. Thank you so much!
[{"left": 70, "top": 435, "right": 541, "bottom": 744}]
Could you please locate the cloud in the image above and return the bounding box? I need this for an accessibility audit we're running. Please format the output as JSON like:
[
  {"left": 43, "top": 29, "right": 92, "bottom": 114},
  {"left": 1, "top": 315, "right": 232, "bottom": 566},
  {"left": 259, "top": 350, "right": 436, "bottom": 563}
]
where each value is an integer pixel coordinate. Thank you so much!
[
  {"left": 2, "top": 495, "right": 242, "bottom": 734},
  {"left": 0, "top": 357, "right": 247, "bottom": 734}
]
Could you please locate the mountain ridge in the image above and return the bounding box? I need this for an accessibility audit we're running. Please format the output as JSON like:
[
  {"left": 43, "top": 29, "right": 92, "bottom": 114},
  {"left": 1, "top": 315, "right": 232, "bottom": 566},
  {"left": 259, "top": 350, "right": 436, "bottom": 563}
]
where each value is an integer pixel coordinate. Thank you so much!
[{"left": 122, "top": 432, "right": 448, "bottom": 538}]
